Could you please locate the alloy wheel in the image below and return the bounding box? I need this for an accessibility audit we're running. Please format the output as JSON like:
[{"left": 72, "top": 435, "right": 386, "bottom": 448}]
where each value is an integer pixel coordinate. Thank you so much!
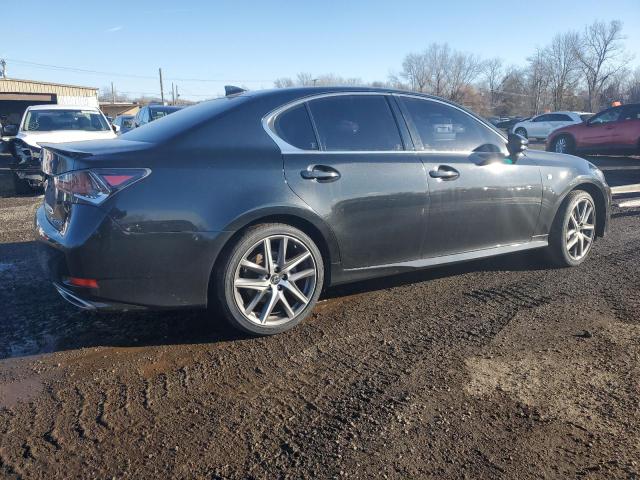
[
  {"left": 565, "top": 198, "right": 595, "bottom": 261},
  {"left": 233, "top": 235, "right": 317, "bottom": 326},
  {"left": 555, "top": 137, "right": 567, "bottom": 153}
]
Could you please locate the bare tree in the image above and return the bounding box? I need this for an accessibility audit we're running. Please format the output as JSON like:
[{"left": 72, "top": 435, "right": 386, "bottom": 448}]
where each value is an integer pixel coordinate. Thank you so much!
[
  {"left": 98, "top": 85, "right": 129, "bottom": 103},
  {"left": 400, "top": 52, "right": 430, "bottom": 92},
  {"left": 527, "top": 48, "right": 551, "bottom": 114},
  {"left": 625, "top": 67, "right": 640, "bottom": 103},
  {"left": 573, "top": 20, "right": 627, "bottom": 111},
  {"left": 544, "top": 32, "right": 581, "bottom": 110},
  {"left": 273, "top": 77, "right": 294, "bottom": 88},
  {"left": 399, "top": 43, "right": 484, "bottom": 102},
  {"left": 483, "top": 57, "right": 504, "bottom": 112}
]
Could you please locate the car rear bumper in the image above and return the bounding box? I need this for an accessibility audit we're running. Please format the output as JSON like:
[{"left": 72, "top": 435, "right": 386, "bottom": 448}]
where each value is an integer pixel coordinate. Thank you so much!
[{"left": 35, "top": 205, "right": 232, "bottom": 311}]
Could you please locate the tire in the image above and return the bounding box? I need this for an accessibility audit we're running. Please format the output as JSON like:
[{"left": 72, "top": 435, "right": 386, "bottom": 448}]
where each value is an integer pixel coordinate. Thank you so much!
[
  {"left": 552, "top": 134, "right": 575, "bottom": 155},
  {"left": 546, "top": 190, "right": 596, "bottom": 267},
  {"left": 515, "top": 127, "right": 528, "bottom": 139},
  {"left": 214, "top": 223, "right": 324, "bottom": 335}
]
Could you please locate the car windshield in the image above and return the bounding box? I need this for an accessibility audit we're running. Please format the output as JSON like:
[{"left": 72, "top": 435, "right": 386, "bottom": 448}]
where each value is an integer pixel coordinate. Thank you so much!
[
  {"left": 580, "top": 114, "right": 593, "bottom": 122},
  {"left": 23, "top": 110, "right": 110, "bottom": 132}
]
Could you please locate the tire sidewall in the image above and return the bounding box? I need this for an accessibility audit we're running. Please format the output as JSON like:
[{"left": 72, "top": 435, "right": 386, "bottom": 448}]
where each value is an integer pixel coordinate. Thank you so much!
[
  {"left": 217, "top": 224, "right": 324, "bottom": 335},
  {"left": 555, "top": 191, "right": 596, "bottom": 267}
]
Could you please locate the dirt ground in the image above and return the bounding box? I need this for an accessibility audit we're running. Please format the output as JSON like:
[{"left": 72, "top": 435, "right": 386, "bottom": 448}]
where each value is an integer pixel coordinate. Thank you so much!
[{"left": 0, "top": 152, "right": 639, "bottom": 479}]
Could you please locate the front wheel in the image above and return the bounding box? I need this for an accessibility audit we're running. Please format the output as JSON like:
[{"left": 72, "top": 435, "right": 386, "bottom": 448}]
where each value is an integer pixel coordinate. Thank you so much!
[
  {"left": 552, "top": 135, "right": 574, "bottom": 154},
  {"left": 546, "top": 190, "right": 596, "bottom": 267},
  {"left": 214, "top": 223, "right": 324, "bottom": 335}
]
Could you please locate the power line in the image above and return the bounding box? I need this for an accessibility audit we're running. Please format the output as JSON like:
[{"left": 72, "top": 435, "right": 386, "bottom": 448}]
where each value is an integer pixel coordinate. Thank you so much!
[{"left": 6, "top": 58, "right": 273, "bottom": 83}]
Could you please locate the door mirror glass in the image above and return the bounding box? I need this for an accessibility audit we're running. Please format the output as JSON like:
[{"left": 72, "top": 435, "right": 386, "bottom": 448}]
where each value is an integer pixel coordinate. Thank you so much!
[{"left": 507, "top": 132, "right": 528, "bottom": 157}]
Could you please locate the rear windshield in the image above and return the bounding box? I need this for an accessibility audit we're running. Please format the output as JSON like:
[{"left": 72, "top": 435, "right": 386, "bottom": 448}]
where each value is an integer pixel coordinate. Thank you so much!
[
  {"left": 122, "top": 96, "right": 250, "bottom": 143},
  {"left": 150, "top": 107, "right": 182, "bottom": 120},
  {"left": 23, "top": 109, "right": 110, "bottom": 132}
]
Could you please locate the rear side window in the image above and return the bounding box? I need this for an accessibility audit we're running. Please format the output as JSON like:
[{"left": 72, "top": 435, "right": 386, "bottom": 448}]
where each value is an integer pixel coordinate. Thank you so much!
[
  {"left": 622, "top": 105, "right": 640, "bottom": 120},
  {"left": 308, "top": 95, "right": 403, "bottom": 151},
  {"left": 275, "top": 104, "right": 318, "bottom": 150},
  {"left": 550, "top": 114, "right": 573, "bottom": 121},
  {"left": 400, "top": 97, "right": 504, "bottom": 152}
]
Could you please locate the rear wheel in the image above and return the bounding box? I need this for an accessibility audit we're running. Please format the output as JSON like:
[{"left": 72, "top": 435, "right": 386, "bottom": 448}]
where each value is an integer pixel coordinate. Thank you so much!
[
  {"left": 515, "top": 127, "right": 528, "bottom": 139},
  {"left": 552, "top": 134, "right": 575, "bottom": 154},
  {"left": 215, "top": 223, "right": 324, "bottom": 335},
  {"left": 546, "top": 190, "right": 596, "bottom": 267}
]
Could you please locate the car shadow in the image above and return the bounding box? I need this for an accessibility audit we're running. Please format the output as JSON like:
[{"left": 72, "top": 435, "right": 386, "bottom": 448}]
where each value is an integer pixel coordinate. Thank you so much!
[{"left": 0, "top": 240, "right": 552, "bottom": 360}]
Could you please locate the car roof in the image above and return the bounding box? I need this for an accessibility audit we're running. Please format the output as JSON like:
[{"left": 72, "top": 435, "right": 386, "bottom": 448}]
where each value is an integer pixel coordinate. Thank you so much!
[{"left": 26, "top": 104, "right": 101, "bottom": 111}]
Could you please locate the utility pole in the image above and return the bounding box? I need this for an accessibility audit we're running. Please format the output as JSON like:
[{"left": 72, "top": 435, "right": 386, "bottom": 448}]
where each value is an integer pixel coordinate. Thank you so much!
[
  {"left": 171, "top": 82, "right": 175, "bottom": 105},
  {"left": 0, "top": 59, "right": 6, "bottom": 78},
  {"left": 111, "top": 82, "right": 115, "bottom": 104},
  {"left": 175, "top": 85, "right": 179, "bottom": 104},
  {"left": 158, "top": 68, "right": 165, "bottom": 104}
]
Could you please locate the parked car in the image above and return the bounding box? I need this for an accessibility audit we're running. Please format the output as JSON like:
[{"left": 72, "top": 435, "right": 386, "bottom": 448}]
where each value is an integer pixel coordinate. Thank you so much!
[
  {"left": 10, "top": 105, "right": 116, "bottom": 191},
  {"left": 35, "top": 87, "right": 610, "bottom": 335},
  {"left": 112, "top": 114, "right": 135, "bottom": 134},
  {"left": 132, "top": 104, "right": 183, "bottom": 128},
  {"left": 512, "top": 111, "right": 592, "bottom": 140},
  {"left": 547, "top": 103, "right": 640, "bottom": 155},
  {"left": 495, "top": 116, "right": 529, "bottom": 131}
]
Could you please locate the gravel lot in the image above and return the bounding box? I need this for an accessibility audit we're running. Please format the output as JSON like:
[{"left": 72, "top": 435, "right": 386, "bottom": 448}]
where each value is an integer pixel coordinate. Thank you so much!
[{"left": 0, "top": 151, "right": 639, "bottom": 479}]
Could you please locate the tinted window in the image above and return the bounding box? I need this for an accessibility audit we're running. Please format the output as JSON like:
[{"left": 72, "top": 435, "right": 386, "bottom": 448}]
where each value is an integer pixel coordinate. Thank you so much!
[
  {"left": 308, "top": 95, "right": 403, "bottom": 151},
  {"left": 533, "top": 114, "right": 552, "bottom": 122},
  {"left": 275, "top": 104, "right": 318, "bottom": 150},
  {"left": 123, "top": 96, "right": 248, "bottom": 143},
  {"left": 580, "top": 114, "right": 593, "bottom": 122},
  {"left": 590, "top": 109, "right": 621, "bottom": 125},
  {"left": 401, "top": 97, "right": 504, "bottom": 152},
  {"left": 621, "top": 105, "right": 640, "bottom": 121},
  {"left": 549, "top": 114, "right": 572, "bottom": 121}
]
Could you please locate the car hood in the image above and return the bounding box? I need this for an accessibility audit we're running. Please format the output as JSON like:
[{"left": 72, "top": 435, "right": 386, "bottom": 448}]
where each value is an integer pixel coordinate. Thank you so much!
[{"left": 17, "top": 130, "right": 117, "bottom": 148}]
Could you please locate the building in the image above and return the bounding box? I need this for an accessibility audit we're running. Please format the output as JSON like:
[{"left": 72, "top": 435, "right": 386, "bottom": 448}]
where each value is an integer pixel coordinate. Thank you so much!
[
  {"left": 0, "top": 77, "right": 99, "bottom": 126},
  {"left": 99, "top": 102, "right": 140, "bottom": 119}
]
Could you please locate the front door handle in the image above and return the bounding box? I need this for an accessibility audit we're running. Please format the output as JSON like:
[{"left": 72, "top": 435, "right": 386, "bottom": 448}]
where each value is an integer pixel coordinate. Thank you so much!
[
  {"left": 429, "top": 165, "right": 460, "bottom": 180},
  {"left": 300, "top": 165, "right": 341, "bottom": 182}
]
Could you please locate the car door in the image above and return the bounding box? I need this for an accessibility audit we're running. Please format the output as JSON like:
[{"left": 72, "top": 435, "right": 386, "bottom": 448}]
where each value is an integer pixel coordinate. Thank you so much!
[
  {"left": 397, "top": 95, "right": 543, "bottom": 257},
  {"left": 617, "top": 104, "right": 640, "bottom": 149},
  {"left": 580, "top": 107, "right": 622, "bottom": 148},
  {"left": 547, "top": 113, "right": 574, "bottom": 136},
  {"left": 528, "top": 114, "right": 552, "bottom": 138},
  {"left": 278, "top": 94, "right": 430, "bottom": 269}
]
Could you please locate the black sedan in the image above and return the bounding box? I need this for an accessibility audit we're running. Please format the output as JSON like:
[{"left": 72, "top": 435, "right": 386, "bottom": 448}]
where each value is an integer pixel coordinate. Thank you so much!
[{"left": 35, "top": 87, "right": 611, "bottom": 335}]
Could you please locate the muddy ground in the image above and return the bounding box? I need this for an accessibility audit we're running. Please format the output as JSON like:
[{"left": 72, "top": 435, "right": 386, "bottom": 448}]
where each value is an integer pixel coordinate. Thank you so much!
[{"left": 0, "top": 151, "right": 639, "bottom": 479}]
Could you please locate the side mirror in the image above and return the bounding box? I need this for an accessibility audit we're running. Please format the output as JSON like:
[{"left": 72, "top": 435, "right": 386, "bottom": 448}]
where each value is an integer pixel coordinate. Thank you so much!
[
  {"left": 2, "top": 124, "right": 18, "bottom": 136},
  {"left": 112, "top": 124, "right": 121, "bottom": 134},
  {"left": 507, "top": 132, "right": 528, "bottom": 157}
]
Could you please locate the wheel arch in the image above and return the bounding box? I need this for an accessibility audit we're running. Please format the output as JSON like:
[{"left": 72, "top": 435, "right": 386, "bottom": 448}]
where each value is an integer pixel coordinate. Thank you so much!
[
  {"left": 551, "top": 182, "right": 607, "bottom": 238},
  {"left": 207, "top": 206, "right": 341, "bottom": 301}
]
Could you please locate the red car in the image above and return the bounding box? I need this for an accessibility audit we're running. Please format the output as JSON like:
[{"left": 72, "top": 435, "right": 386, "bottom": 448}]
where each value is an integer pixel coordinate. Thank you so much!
[{"left": 547, "top": 103, "right": 640, "bottom": 155}]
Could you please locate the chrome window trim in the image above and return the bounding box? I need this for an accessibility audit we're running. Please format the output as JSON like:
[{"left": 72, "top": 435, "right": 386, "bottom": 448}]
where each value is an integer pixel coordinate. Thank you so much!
[{"left": 262, "top": 91, "right": 507, "bottom": 155}]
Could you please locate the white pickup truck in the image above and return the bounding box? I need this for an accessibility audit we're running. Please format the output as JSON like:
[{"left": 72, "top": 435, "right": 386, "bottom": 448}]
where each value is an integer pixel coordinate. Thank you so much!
[{"left": 10, "top": 104, "right": 117, "bottom": 191}]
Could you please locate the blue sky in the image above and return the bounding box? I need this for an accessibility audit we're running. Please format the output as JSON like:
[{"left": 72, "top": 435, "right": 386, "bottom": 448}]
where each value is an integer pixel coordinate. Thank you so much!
[{"left": 1, "top": 0, "right": 638, "bottom": 100}]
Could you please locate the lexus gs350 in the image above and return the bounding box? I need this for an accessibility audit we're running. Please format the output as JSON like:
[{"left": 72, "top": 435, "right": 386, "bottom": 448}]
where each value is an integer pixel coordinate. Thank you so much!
[{"left": 35, "top": 87, "right": 611, "bottom": 335}]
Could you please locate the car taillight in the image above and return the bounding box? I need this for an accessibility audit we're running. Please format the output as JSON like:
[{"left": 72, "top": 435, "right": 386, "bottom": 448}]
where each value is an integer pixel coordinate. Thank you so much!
[{"left": 54, "top": 169, "right": 150, "bottom": 205}]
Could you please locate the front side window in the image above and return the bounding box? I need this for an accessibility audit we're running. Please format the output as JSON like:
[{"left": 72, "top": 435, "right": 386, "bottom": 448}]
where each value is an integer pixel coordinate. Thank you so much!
[
  {"left": 590, "top": 109, "right": 621, "bottom": 125},
  {"left": 22, "top": 110, "right": 110, "bottom": 132},
  {"left": 308, "top": 95, "right": 403, "bottom": 151},
  {"left": 275, "top": 104, "right": 318, "bottom": 150},
  {"left": 400, "top": 97, "right": 504, "bottom": 152},
  {"left": 621, "top": 105, "right": 640, "bottom": 121}
]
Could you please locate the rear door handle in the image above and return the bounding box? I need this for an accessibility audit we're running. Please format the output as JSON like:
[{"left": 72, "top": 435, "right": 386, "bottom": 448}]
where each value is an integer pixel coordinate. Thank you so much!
[
  {"left": 300, "top": 165, "right": 341, "bottom": 182},
  {"left": 429, "top": 165, "right": 460, "bottom": 180}
]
